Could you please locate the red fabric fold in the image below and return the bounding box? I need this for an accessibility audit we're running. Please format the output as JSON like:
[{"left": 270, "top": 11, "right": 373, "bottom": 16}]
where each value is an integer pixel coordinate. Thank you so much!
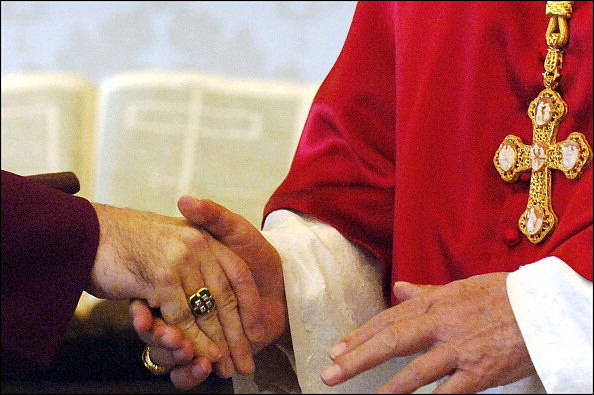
[{"left": 264, "top": 1, "right": 593, "bottom": 304}]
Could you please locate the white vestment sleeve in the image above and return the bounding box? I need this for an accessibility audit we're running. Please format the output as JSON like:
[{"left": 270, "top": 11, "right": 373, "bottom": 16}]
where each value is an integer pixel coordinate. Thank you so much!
[
  {"left": 234, "top": 209, "right": 590, "bottom": 394},
  {"left": 255, "top": 209, "right": 434, "bottom": 394},
  {"left": 507, "top": 256, "right": 593, "bottom": 394}
]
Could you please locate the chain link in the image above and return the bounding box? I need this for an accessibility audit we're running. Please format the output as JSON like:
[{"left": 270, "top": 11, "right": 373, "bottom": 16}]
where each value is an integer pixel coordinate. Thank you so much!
[
  {"left": 546, "top": 1, "right": 574, "bottom": 17},
  {"left": 543, "top": 1, "right": 574, "bottom": 89}
]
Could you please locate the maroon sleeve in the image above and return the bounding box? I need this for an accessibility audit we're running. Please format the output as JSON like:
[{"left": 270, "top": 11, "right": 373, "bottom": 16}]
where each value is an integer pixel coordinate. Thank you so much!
[
  {"left": 1, "top": 170, "right": 100, "bottom": 377},
  {"left": 263, "top": 2, "right": 397, "bottom": 269}
]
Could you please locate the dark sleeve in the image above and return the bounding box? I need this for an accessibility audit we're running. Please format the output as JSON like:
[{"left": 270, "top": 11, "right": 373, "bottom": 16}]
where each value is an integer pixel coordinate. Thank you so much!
[{"left": 1, "top": 170, "right": 100, "bottom": 377}]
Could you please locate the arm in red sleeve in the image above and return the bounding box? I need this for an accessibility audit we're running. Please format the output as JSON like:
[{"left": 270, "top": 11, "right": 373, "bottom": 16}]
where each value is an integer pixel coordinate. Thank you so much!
[
  {"left": 1, "top": 170, "right": 100, "bottom": 377},
  {"left": 264, "top": 2, "right": 397, "bottom": 271}
]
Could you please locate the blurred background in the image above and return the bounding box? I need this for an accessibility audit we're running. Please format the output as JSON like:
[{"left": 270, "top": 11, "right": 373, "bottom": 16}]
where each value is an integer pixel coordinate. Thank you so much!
[
  {"left": 1, "top": 1, "right": 356, "bottom": 85},
  {"left": 1, "top": 2, "right": 357, "bottom": 394}
]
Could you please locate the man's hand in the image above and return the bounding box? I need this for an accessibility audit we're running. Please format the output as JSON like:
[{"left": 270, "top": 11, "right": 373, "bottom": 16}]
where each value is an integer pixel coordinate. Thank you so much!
[
  {"left": 86, "top": 200, "right": 262, "bottom": 379},
  {"left": 320, "top": 273, "right": 537, "bottom": 393},
  {"left": 177, "top": 196, "right": 288, "bottom": 352},
  {"left": 129, "top": 196, "right": 288, "bottom": 390}
]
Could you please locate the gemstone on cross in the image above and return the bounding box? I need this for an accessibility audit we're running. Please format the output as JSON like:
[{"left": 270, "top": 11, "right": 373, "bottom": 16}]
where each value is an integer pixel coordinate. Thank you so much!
[{"left": 493, "top": 88, "right": 592, "bottom": 244}]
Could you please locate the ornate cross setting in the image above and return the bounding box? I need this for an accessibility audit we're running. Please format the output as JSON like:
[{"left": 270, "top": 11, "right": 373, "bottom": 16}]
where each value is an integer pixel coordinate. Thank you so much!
[
  {"left": 493, "top": 2, "right": 592, "bottom": 244},
  {"left": 494, "top": 89, "right": 592, "bottom": 244}
]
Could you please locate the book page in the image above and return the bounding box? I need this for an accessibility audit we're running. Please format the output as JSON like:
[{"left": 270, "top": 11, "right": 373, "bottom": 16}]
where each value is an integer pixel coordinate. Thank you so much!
[
  {"left": 95, "top": 71, "right": 317, "bottom": 226},
  {"left": 1, "top": 73, "right": 96, "bottom": 199}
]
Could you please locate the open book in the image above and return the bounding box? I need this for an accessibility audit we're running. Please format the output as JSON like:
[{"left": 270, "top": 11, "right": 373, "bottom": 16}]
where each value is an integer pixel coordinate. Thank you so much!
[
  {"left": 1, "top": 71, "right": 317, "bottom": 224},
  {"left": 2, "top": 71, "right": 317, "bottom": 318}
]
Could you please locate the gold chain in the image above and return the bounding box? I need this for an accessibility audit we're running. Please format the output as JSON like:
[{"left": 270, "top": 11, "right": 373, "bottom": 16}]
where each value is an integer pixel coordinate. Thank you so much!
[
  {"left": 543, "top": 1, "right": 574, "bottom": 89},
  {"left": 493, "top": 1, "right": 593, "bottom": 244}
]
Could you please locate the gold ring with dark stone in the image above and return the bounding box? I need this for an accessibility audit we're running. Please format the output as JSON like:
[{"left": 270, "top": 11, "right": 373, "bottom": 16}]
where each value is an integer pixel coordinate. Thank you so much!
[{"left": 188, "top": 287, "right": 216, "bottom": 317}]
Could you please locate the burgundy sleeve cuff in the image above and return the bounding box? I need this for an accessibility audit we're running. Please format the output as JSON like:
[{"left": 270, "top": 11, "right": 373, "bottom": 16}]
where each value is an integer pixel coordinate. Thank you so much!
[{"left": 1, "top": 170, "right": 100, "bottom": 376}]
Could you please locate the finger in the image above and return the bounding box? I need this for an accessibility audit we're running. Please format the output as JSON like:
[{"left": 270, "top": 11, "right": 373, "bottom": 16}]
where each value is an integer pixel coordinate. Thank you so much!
[
  {"left": 130, "top": 299, "right": 155, "bottom": 337},
  {"left": 176, "top": 230, "right": 235, "bottom": 378},
  {"left": 177, "top": 196, "right": 281, "bottom": 295},
  {"left": 321, "top": 316, "right": 434, "bottom": 386},
  {"left": 178, "top": 196, "right": 267, "bottom": 343},
  {"left": 177, "top": 196, "right": 247, "bottom": 243},
  {"left": 327, "top": 295, "right": 433, "bottom": 360},
  {"left": 431, "top": 369, "right": 480, "bottom": 394},
  {"left": 375, "top": 346, "right": 456, "bottom": 394},
  {"left": 133, "top": 302, "right": 195, "bottom": 368},
  {"left": 150, "top": 318, "right": 185, "bottom": 348},
  {"left": 149, "top": 339, "right": 194, "bottom": 368},
  {"left": 393, "top": 281, "right": 437, "bottom": 302},
  {"left": 206, "top": 236, "right": 258, "bottom": 374},
  {"left": 192, "top": 230, "right": 255, "bottom": 375},
  {"left": 130, "top": 299, "right": 188, "bottom": 351},
  {"left": 206, "top": 231, "right": 265, "bottom": 344},
  {"left": 156, "top": 256, "right": 222, "bottom": 364},
  {"left": 169, "top": 357, "right": 213, "bottom": 391}
]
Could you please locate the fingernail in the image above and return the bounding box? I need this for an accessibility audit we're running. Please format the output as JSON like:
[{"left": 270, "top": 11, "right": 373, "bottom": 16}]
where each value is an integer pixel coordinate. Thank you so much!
[
  {"left": 173, "top": 348, "right": 190, "bottom": 362},
  {"left": 321, "top": 364, "right": 342, "bottom": 385},
  {"left": 328, "top": 342, "right": 346, "bottom": 360},
  {"left": 192, "top": 357, "right": 212, "bottom": 380},
  {"left": 162, "top": 333, "right": 175, "bottom": 346},
  {"left": 249, "top": 323, "right": 266, "bottom": 343},
  {"left": 209, "top": 345, "right": 222, "bottom": 361},
  {"left": 192, "top": 361, "right": 210, "bottom": 380}
]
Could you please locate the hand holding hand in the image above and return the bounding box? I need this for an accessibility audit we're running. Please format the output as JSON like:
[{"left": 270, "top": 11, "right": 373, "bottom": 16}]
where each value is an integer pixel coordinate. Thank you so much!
[
  {"left": 86, "top": 200, "right": 261, "bottom": 379},
  {"left": 176, "top": 196, "right": 287, "bottom": 352},
  {"left": 321, "top": 273, "right": 537, "bottom": 394},
  {"left": 130, "top": 196, "right": 288, "bottom": 390}
]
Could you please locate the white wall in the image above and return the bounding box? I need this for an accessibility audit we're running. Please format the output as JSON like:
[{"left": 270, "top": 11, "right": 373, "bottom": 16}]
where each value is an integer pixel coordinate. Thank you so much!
[{"left": 1, "top": 1, "right": 357, "bottom": 84}]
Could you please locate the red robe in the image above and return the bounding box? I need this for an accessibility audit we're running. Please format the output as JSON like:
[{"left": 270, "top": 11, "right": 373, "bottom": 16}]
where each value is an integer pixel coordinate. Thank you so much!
[
  {"left": 1, "top": 170, "right": 100, "bottom": 377},
  {"left": 264, "top": 1, "right": 593, "bottom": 305}
]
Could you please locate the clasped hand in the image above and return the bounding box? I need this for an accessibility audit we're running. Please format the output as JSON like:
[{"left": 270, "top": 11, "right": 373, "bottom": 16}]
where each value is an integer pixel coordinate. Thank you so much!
[
  {"left": 126, "top": 200, "right": 537, "bottom": 394},
  {"left": 88, "top": 195, "right": 285, "bottom": 385}
]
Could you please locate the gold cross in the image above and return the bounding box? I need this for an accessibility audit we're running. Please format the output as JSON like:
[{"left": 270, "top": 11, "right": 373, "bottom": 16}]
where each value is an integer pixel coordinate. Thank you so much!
[{"left": 493, "top": 89, "right": 592, "bottom": 244}]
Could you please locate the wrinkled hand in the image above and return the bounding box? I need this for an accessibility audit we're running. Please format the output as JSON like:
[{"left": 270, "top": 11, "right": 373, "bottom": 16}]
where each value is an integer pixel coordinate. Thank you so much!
[
  {"left": 130, "top": 196, "right": 288, "bottom": 390},
  {"left": 131, "top": 299, "right": 214, "bottom": 389},
  {"left": 177, "top": 196, "right": 287, "bottom": 352},
  {"left": 86, "top": 200, "right": 263, "bottom": 379},
  {"left": 320, "top": 273, "right": 537, "bottom": 394}
]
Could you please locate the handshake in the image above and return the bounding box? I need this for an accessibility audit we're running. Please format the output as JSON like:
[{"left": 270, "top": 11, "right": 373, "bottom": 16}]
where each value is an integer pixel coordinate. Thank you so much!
[
  {"left": 5, "top": 170, "right": 547, "bottom": 393},
  {"left": 90, "top": 195, "right": 288, "bottom": 390}
]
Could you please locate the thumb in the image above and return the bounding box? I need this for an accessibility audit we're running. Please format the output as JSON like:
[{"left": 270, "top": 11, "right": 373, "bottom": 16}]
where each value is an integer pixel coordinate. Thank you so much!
[
  {"left": 177, "top": 195, "right": 282, "bottom": 294},
  {"left": 393, "top": 281, "right": 437, "bottom": 302},
  {"left": 177, "top": 195, "right": 254, "bottom": 250}
]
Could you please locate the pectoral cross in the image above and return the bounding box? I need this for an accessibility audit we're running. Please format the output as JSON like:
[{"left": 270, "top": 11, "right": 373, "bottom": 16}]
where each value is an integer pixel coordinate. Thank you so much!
[{"left": 493, "top": 89, "right": 592, "bottom": 244}]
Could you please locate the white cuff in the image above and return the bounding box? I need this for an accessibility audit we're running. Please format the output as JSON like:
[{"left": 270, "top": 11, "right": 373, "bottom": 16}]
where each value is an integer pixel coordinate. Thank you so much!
[
  {"left": 507, "top": 256, "right": 593, "bottom": 394},
  {"left": 260, "top": 209, "right": 436, "bottom": 393}
]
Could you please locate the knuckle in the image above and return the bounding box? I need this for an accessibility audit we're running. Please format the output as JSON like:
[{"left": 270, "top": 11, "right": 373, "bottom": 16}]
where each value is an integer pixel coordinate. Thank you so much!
[
  {"left": 162, "top": 303, "right": 194, "bottom": 329},
  {"left": 226, "top": 260, "right": 253, "bottom": 287},
  {"left": 408, "top": 354, "right": 434, "bottom": 375},
  {"left": 378, "top": 326, "right": 399, "bottom": 353},
  {"left": 179, "top": 227, "right": 208, "bottom": 252},
  {"left": 213, "top": 286, "right": 239, "bottom": 315},
  {"left": 156, "top": 269, "right": 179, "bottom": 288}
]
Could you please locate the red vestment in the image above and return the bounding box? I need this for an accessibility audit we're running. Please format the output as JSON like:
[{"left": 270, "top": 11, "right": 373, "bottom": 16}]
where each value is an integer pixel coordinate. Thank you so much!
[
  {"left": 1, "top": 170, "right": 100, "bottom": 377},
  {"left": 264, "top": 1, "right": 593, "bottom": 305}
]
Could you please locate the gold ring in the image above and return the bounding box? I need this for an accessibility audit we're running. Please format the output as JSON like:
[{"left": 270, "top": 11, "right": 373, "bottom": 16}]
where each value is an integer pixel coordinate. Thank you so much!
[
  {"left": 188, "top": 287, "right": 216, "bottom": 317},
  {"left": 142, "top": 345, "right": 170, "bottom": 375}
]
